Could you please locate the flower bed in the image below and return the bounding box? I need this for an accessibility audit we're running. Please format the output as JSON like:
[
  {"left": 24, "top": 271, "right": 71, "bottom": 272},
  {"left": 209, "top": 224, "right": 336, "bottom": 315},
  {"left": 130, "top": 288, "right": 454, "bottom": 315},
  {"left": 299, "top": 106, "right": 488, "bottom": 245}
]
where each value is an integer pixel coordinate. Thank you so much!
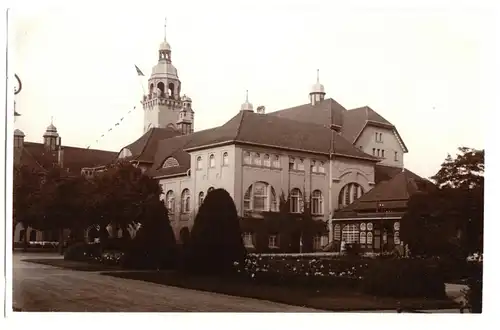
[{"left": 13, "top": 241, "right": 59, "bottom": 249}]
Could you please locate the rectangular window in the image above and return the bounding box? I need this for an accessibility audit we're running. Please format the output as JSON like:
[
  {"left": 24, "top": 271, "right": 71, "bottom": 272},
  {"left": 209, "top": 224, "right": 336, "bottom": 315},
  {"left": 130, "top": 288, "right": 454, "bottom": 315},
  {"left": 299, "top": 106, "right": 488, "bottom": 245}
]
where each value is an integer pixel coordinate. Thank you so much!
[
  {"left": 394, "top": 151, "right": 398, "bottom": 161},
  {"left": 377, "top": 149, "right": 380, "bottom": 157},
  {"left": 268, "top": 234, "right": 279, "bottom": 248},
  {"left": 272, "top": 155, "right": 280, "bottom": 168},
  {"left": 243, "top": 232, "right": 254, "bottom": 247},
  {"left": 381, "top": 150, "right": 385, "bottom": 158},
  {"left": 313, "top": 236, "right": 322, "bottom": 251}
]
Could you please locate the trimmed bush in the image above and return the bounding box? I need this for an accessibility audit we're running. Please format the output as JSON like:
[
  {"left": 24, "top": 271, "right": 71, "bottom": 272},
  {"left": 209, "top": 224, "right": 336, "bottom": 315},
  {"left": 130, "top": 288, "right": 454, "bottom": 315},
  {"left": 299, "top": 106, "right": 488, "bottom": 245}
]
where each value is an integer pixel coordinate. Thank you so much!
[
  {"left": 64, "top": 242, "right": 101, "bottom": 261},
  {"left": 184, "top": 188, "right": 246, "bottom": 275},
  {"left": 362, "top": 259, "right": 446, "bottom": 299},
  {"left": 120, "top": 200, "right": 177, "bottom": 270}
]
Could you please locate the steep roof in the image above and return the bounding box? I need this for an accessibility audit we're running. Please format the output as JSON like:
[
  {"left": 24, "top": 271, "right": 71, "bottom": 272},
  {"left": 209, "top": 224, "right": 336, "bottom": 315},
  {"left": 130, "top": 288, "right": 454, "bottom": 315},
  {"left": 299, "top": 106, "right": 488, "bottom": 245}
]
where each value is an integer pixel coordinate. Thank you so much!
[
  {"left": 120, "top": 127, "right": 181, "bottom": 163},
  {"left": 267, "top": 98, "right": 346, "bottom": 128},
  {"left": 184, "top": 110, "right": 378, "bottom": 161},
  {"left": 335, "top": 168, "right": 436, "bottom": 216},
  {"left": 16, "top": 142, "right": 117, "bottom": 175},
  {"left": 268, "top": 100, "right": 408, "bottom": 153},
  {"left": 148, "top": 110, "right": 379, "bottom": 179}
]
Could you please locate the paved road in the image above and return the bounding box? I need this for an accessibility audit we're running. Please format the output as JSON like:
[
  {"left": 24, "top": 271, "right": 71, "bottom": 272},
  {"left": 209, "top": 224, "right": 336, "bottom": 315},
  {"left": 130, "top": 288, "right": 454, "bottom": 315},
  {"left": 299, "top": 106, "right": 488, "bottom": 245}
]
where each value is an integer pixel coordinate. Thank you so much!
[{"left": 12, "top": 253, "right": 319, "bottom": 312}]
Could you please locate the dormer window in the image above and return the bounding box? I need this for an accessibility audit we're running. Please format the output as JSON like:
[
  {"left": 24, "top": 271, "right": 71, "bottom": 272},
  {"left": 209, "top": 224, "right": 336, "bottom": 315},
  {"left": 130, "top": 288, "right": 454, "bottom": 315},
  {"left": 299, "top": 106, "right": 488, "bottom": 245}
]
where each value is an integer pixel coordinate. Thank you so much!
[
  {"left": 196, "top": 156, "right": 203, "bottom": 170},
  {"left": 162, "top": 157, "right": 180, "bottom": 168}
]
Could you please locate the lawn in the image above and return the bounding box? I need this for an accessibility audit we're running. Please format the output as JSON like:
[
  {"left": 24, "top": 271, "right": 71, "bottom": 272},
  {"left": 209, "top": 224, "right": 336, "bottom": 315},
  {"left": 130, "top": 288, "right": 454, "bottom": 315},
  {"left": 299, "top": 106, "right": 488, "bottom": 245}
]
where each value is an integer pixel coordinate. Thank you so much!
[{"left": 102, "top": 270, "right": 460, "bottom": 312}]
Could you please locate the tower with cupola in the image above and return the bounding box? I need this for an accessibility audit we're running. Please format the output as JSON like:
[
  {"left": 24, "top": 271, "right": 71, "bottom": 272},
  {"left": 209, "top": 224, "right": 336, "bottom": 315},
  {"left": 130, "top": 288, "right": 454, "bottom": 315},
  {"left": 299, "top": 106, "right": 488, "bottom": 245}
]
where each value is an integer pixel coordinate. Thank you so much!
[
  {"left": 309, "top": 69, "right": 326, "bottom": 106},
  {"left": 142, "top": 19, "right": 192, "bottom": 134}
]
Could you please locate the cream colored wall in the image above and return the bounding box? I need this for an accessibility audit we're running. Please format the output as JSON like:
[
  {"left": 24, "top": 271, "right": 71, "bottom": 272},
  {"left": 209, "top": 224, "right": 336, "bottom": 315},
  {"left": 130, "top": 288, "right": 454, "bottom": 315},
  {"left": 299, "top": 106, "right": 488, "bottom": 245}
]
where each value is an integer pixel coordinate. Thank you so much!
[
  {"left": 235, "top": 145, "right": 376, "bottom": 222},
  {"left": 158, "top": 176, "right": 193, "bottom": 240},
  {"left": 355, "top": 125, "right": 404, "bottom": 168},
  {"left": 331, "top": 157, "right": 375, "bottom": 211}
]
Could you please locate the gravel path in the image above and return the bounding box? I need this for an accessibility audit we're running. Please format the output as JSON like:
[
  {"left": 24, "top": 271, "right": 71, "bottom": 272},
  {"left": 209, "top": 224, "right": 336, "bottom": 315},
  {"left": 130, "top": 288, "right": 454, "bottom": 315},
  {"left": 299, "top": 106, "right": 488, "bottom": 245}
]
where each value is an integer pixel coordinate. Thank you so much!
[{"left": 12, "top": 253, "right": 319, "bottom": 312}]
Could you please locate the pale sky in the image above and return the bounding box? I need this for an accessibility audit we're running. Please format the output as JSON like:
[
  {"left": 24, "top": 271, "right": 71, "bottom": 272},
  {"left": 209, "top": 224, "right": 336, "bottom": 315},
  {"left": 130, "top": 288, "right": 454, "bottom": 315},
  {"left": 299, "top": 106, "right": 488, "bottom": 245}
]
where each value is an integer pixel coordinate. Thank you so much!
[{"left": 11, "top": 0, "right": 494, "bottom": 179}]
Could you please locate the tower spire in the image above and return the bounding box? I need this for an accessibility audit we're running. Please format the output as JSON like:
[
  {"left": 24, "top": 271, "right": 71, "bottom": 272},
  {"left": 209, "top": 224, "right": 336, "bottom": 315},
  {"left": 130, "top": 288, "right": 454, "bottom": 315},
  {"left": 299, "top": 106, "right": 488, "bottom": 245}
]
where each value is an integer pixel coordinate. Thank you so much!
[
  {"left": 245, "top": 90, "right": 249, "bottom": 103},
  {"left": 317, "top": 69, "right": 320, "bottom": 83},
  {"left": 164, "top": 17, "right": 167, "bottom": 41}
]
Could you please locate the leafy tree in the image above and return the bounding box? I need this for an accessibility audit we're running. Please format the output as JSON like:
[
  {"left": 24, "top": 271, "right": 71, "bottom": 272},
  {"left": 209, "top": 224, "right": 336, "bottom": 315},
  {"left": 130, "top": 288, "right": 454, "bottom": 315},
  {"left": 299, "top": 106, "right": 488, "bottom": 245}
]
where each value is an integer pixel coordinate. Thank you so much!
[
  {"left": 37, "top": 166, "right": 90, "bottom": 253},
  {"left": 13, "top": 165, "right": 44, "bottom": 249},
  {"left": 402, "top": 147, "right": 484, "bottom": 257},
  {"left": 184, "top": 188, "right": 246, "bottom": 275},
  {"left": 89, "top": 162, "right": 163, "bottom": 241},
  {"left": 431, "top": 147, "right": 484, "bottom": 189}
]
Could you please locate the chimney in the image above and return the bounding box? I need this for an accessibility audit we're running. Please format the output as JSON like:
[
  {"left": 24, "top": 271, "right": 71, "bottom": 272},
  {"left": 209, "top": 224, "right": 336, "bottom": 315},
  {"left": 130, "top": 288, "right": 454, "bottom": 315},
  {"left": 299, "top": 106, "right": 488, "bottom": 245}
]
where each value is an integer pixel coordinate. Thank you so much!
[{"left": 58, "top": 147, "right": 64, "bottom": 168}]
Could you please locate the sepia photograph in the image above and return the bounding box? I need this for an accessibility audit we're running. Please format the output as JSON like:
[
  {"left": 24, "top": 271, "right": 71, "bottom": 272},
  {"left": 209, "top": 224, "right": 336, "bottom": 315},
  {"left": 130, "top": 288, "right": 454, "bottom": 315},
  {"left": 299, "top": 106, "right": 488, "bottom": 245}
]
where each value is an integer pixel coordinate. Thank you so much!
[{"left": 2, "top": 0, "right": 493, "bottom": 322}]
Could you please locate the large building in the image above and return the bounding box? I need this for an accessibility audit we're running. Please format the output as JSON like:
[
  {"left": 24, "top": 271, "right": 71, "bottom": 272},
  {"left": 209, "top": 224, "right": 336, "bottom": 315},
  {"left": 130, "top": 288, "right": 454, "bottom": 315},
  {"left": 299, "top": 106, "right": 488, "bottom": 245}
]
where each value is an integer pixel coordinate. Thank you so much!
[
  {"left": 14, "top": 27, "right": 432, "bottom": 252},
  {"left": 111, "top": 33, "right": 430, "bottom": 253}
]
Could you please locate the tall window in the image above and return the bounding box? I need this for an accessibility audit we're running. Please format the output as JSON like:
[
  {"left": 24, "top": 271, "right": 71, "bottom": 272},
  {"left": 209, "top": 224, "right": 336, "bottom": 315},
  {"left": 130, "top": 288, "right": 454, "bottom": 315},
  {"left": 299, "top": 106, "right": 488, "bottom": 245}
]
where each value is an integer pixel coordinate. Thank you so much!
[
  {"left": 311, "top": 161, "right": 318, "bottom": 173},
  {"left": 381, "top": 150, "right": 385, "bottom": 158},
  {"left": 196, "top": 156, "right": 202, "bottom": 170},
  {"left": 289, "top": 157, "right": 296, "bottom": 170},
  {"left": 222, "top": 152, "right": 229, "bottom": 166},
  {"left": 254, "top": 153, "right": 261, "bottom": 166},
  {"left": 297, "top": 159, "right": 305, "bottom": 171},
  {"left": 394, "top": 151, "right": 398, "bottom": 161},
  {"left": 372, "top": 148, "right": 376, "bottom": 156},
  {"left": 252, "top": 182, "right": 268, "bottom": 211},
  {"left": 342, "top": 224, "right": 360, "bottom": 244},
  {"left": 290, "top": 188, "right": 303, "bottom": 213},
  {"left": 318, "top": 161, "right": 325, "bottom": 173},
  {"left": 209, "top": 154, "right": 215, "bottom": 168},
  {"left": 338, "top": 183, "right": 364, "bottom": 208},
  {"left": 263, "top": 154, "right": 271, "bottom": 167},
  {"left": 198, "top": 192, "right": 204, "bottom": 206},
  {"left": 334, "top": 224, "right": 341, "bottom": 241},
  {"left": 243, "top": 232, "right": 254, "bottom": 247},
  {"left": 207, "top": 187, "right": 214, "bottom": 193},
  {"left": 243, "top": 182, "right": 278, "bottom": 212},
  {"left": 181, "top": 189, "right": 191, "bottom": 213},
  {"left": 166, "top": 190, "right": 175, "bottom": 214},
  {"left": 366, "top": 232, "right": 373, "bottom": 245},
  {"left": 272, "top": 155, "right": 280, "bottom": 168},
  {"left": 311, "top": 190, "right": 323, "bottom": 215},
  {"left": 244, "top": 151, "right": 251, "bottom": 164}
]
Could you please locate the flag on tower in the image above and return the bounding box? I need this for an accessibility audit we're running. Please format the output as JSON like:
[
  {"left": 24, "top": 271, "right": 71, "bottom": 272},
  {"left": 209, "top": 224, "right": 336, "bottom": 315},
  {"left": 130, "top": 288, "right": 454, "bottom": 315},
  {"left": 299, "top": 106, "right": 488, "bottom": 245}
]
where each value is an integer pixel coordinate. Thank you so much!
[{"left": 135, "top": 65, "right": 145, "bottom": 76}]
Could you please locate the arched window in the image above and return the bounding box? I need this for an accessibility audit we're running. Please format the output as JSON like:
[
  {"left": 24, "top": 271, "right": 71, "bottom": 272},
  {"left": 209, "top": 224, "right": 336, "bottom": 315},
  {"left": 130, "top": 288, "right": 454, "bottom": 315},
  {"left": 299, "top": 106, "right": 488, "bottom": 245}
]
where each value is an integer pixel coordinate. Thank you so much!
[
  {"left": 367, "top": 232, "right": 373, "bottom": 245},
  {"left": 207, "top": 187, "right": 215, "bottom": 193},
  {"left": 198, "top": 192, "right": 204, "bottom": 206},
  {"left": 149, "top": 83, "right": 154, "bottom": 94},
  {"left": 209, "top": 154, "right": 215, "bottom": 168},
  {"left": 157, "top": 82, "right": 165, "bottom": 95},
  {"left": 263, "top": 154, "right": 270, "bottom": 167},
  {"left": 272, "top": 155, "right": 280, "bottom": 168},
  {"left": 342, "top": 224, "right": 359, "bottom": 244},
  {"left": 168, "top": 83, "right": 175, "bottom": 98},
  {"left": 244, "top": 151, "right": 251, "bottom": 164},
  {"left": 162, "top": 157, "right": 179, "bottom": 168},
  {"left": 243, "top": 182, "right": 278, "bottom": 212},
  {"left": 311, "top": 190, "right": 323, "bottom": 215},
  {"left": 181, "top": 189, "right": 191, "bottom": 213},
  {"left": 289, "top": 157, "right": 296, "bottom": 170},
  {"left": 222, "top": 152, "right": 229, "bottom": 166},
  {"left": 338, "top": 183, "right": 365, "bottom": 208},
  {"left": 196, "top": 156, "right": 203, "bottom": 170},
  {"left": 166, "top": 190, "right": 175, "bottom": 214},
  {"left": 334, "top": 224, "right": 341, "bottom": 241},
  {"left": 360, "top": 231, "right": 367, "bottom": 244},
  {"left": 290, "top": 188, "right": 303, "bottom": 213},
  {"left": 254, "top": 153, "right": 261, "bottom": 166}
]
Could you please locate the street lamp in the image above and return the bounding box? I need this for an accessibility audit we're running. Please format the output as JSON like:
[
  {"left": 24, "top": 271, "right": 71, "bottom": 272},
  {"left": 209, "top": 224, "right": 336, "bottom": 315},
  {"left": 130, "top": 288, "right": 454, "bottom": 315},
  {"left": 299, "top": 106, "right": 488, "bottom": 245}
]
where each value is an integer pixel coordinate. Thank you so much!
[{"left": 14, "top": 74, "right": 22, "bottom": 117}]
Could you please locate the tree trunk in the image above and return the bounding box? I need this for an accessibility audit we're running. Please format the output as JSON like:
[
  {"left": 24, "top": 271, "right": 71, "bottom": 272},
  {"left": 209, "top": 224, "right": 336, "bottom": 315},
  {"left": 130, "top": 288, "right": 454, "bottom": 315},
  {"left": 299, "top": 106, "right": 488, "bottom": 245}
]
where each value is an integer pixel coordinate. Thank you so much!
[
  {"left": 23, "top": 227, "right": 28, "bottom": 252},
  {"left": 58, "top": 228, "right": 64, "bottom": 255}
]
